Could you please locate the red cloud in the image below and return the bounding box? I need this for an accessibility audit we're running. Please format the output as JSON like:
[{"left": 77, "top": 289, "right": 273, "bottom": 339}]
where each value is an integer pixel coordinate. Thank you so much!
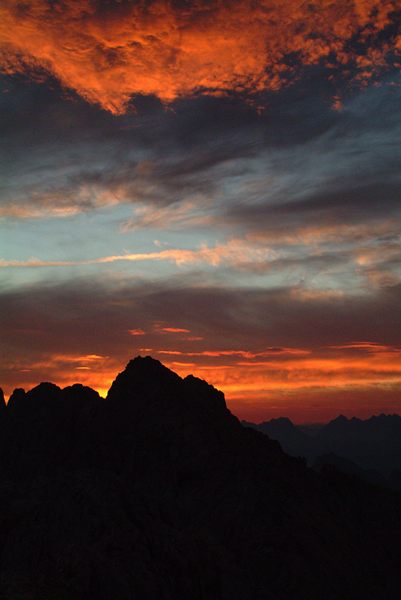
[
  {"left": 160, "top": 327, "right": 191, "bottom": 333},
  {"left": 0, "top": 0, "right": 399, "bottom": 114},
  {"left": 128, "top": 329, "right": 146, "bottom": 336}
]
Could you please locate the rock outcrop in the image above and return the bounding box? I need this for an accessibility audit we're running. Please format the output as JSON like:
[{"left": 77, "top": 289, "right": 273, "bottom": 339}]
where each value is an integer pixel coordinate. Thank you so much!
[{"left": 0, "top": 356, "right": 400, "bottom": 599}]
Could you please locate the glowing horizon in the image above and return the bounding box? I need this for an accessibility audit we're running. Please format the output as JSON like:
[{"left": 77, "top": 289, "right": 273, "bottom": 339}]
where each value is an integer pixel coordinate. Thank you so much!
[
  {"left": 3, "top": 338, "right": 401, "bottom": 423},
  {"left": 1, "top": 0, "right": 401, "bottom": 422}
]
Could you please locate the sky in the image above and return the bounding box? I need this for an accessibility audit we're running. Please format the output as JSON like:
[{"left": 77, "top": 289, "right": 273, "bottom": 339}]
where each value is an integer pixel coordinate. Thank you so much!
[{"left": 1, "top": 0, "right": 401, "bottom": 423}]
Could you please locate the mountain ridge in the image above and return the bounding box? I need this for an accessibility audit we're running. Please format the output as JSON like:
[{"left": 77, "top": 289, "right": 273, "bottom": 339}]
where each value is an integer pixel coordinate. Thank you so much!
[
  {"left": 0, "top": 356, "right": 400, "bottom": 599},
  {"left": 244, "top": 411, "right": 401, "bottom": 489}
]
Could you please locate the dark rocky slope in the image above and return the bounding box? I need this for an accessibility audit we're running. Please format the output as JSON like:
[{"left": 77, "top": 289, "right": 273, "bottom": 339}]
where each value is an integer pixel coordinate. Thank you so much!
[{"left": 0, "top": 356, "right": 400, "bottom": 599}]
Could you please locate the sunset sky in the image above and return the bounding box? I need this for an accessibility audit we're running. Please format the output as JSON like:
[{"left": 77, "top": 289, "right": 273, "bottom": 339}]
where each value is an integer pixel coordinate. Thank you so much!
[{"left": 1, "top": 0, "right": 401, "bottom": 422}]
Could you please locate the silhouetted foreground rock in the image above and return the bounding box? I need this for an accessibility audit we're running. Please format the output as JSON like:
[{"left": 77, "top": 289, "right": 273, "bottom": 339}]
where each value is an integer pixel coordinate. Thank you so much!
[{"left": 0, "top": 356, "right": 400, "bottom": 599}]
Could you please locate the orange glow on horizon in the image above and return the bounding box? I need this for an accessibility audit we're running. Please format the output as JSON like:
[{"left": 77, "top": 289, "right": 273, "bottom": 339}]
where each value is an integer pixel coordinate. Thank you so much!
[{"left": 2, "top": 343, "right": 401, "bottom": 423}]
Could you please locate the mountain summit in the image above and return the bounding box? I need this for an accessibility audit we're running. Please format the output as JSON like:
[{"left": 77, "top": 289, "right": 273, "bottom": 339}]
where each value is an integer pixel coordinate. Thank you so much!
[
  {"left": 0, "top": 357, "right": 400, "bottom": 599},
  {"left": 107, "top": 355, "right": 182, "bottom": 400},
  {"left": 106, "top": 355, "right": 184, "bottom": 419},
  {"left": 107, "top": 355, "right": 227, "bottom": 418}
]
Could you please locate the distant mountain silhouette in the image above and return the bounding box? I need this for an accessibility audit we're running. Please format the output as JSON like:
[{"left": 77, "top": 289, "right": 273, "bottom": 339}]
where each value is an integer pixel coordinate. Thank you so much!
[
  {"left": 0, "top": 356, "right": 400, "bottom": 599},
  {"left": 242, "top": 417, "right": 317, "bottom": 461},
  {"left": 243, "top": 413, "right": 401, "bottom": 490}
]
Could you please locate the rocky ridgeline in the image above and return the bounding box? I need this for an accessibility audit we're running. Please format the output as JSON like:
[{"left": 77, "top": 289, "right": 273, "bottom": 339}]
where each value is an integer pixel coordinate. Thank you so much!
[{"left": 0, "top": 356, "right": 400, "bottom": 599}]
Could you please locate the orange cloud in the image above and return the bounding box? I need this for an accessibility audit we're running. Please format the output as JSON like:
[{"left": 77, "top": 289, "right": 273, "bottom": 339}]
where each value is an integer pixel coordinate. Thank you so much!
[
  {"left": 330, "top": 341, "right": 401, "bottom": 352},
  {"left": 159, "top": 327, "right": 191, "bottom": 333},
  {"left": 157, "top": 347, "right": 310, "bottom": 358},
  {"left": 0, "top": 1, "right": 399, "bottom": 114}
]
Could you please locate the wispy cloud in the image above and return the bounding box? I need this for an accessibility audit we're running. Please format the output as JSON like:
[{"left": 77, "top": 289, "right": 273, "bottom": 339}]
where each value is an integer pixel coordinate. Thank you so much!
[
  {"left": 156, "top": 348, "right": 309, "bottom": 358},
  {"left": 0, "top": 239, "right": 276, "bottom": 269},
  {"left": 128, "top": 329, "right": 146, "bottom": 336},
  {"left": 158, "top": 327, "right": 191, "bottom": 334}
]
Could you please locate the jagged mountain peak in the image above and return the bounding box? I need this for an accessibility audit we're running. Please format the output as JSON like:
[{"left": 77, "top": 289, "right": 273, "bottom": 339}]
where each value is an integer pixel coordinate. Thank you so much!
[
  {"left": 183, "top": 373, "right": 227, "bottom": 409},
  {"left": 106, "top": 355, "right": 182, "bottom": 404},
  {"left": 27, "top": 382, "right": 62, "bottom": 400},
  {"left": 7, "top": 387, "right": 26, "bottom": 410},
  {"left": 106, "top": 356, "right": 228, "bottom": 420},
  {"left": 62, "top": 383, "right": 101, "bottom": 399},
  {"left": 332, "top": 414, "right": 348, "bottom": 423},
  {"left": 268, "top": 416, "right": 295, "bottom": 428},
  {"left": 109, "top": 355, "right": 179, "bottom": 386},
  {"left": 129, "top": 355, "right": 168, "bottom": 368}
]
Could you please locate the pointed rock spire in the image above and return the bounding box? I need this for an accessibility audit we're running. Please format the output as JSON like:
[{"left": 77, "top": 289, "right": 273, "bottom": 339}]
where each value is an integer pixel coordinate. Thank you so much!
[{"left": 7, "top": 388, "right": 26, "bottom": 411}]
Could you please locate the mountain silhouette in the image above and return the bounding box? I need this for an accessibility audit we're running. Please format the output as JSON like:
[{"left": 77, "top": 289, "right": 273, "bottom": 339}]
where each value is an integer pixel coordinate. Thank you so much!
[
  {"left": 0, "top": 356, "right": 400, "bottom": 599},
  {"left": 242, "top": 417, "right": 317, "bottom": 461},
  {"left": 320, "top": 413, "right": 401, "bottom": 469},
  {"left": 244, "top": 412, "right": 401, "bottom": 489}
]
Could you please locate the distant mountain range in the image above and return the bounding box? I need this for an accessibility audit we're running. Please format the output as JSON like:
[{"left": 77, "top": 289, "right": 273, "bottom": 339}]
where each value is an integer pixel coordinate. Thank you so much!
[
  {"left": 0, "top": 357, "right": 400, "bottom": 599},
  {"left": 242, "top": 414, "right": 401, "bottom": 489}
]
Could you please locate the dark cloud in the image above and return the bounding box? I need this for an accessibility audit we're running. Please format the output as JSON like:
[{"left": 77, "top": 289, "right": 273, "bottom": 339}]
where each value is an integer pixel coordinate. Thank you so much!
[
  {"left": 2, "top": 71, "right": 401, "bottom": 229},
  {"left": 1, "top": 276, "right": 401, "bottom": 365},
  {"left": 225, "top": 181, "right": 401, "bottom": 234}
]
